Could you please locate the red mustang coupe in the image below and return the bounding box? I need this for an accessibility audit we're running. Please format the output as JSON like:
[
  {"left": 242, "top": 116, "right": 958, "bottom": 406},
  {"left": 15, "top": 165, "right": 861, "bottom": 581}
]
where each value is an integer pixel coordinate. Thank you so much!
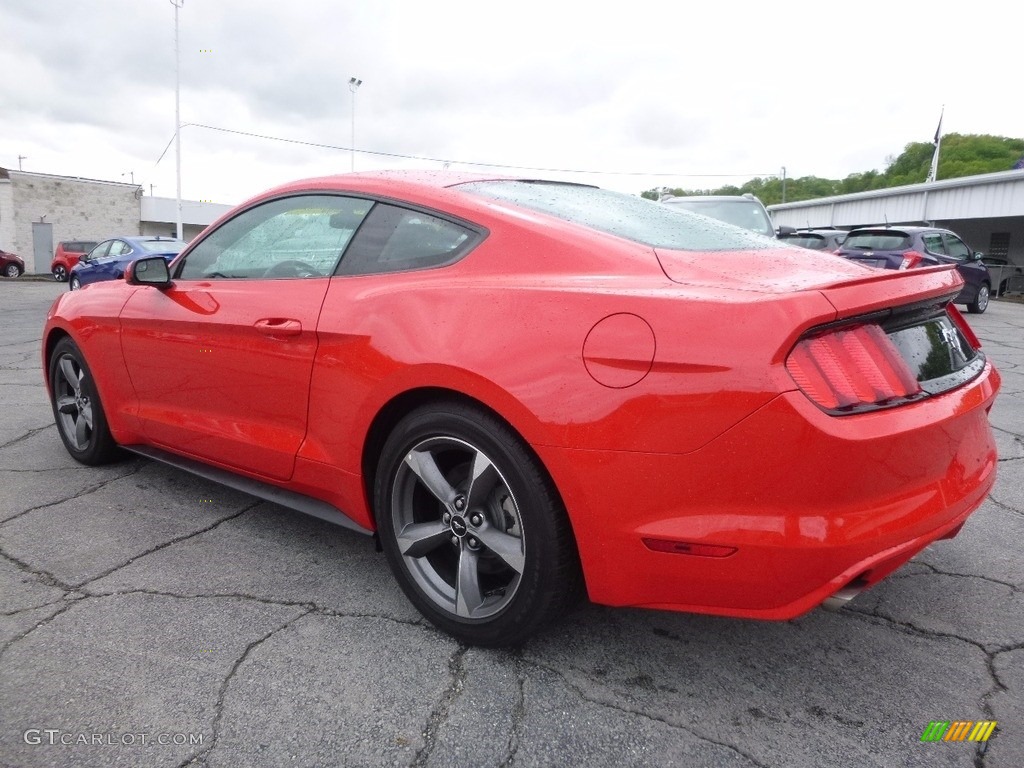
[{"left": 42, "top": 172, "right": 1000, "bottom": 645}]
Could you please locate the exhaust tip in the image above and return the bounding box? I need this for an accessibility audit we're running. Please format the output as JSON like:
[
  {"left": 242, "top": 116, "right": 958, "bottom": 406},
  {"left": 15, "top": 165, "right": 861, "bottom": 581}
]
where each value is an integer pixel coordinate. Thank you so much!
[{"left": 822, "top": 585, "right": 864, "bottom": 612}]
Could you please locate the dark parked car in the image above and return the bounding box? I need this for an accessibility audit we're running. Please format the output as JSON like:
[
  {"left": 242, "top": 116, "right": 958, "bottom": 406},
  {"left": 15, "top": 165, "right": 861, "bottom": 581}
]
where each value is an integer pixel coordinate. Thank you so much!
[
  {"left": 837, "top": 226, "right": 991, "bottom": 313},
  {"left": 779, "top": 228, "right": 847, "bottom": 251},
  {"left": 51, "top": 240, "right": 99, "bottom": 282},
  {"left": 1, "top": 248, "right": 25, "bottom": 278},
  {"left": 69, "top": 237, "right": 188, "bottom": 291}
]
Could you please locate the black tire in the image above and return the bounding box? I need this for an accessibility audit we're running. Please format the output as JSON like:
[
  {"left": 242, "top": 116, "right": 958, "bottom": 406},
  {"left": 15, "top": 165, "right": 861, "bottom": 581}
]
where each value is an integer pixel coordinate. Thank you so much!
[
  {"left": 375, "top": 401, "right": 582, "bottom": 646},
  {"left": 967, "top": 283, "right": 990, "bottom": 314},
  {"left": 53, "top": 265, "right": 67, "bottom": 282},
  {"left": 4, "top": 263, "right": 21, "bottom": 278},
  {"left": 48, "top": 337, "right": 120, "bottom": 465},
  {"left": 69, "top": 276, "right": 81, "bottom": 291}
]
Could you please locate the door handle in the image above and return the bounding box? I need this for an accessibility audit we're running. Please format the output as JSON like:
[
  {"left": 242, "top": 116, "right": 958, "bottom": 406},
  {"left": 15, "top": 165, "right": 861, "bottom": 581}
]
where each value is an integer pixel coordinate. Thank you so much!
[{"left": 254, "top": 318, "right": 302, "bottom": 337}]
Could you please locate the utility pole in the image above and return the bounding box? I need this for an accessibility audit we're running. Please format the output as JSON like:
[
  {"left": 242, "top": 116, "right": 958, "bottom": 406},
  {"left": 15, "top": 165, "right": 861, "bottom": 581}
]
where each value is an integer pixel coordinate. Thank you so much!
[
  {"left": 171, "top": 0, "right": 185, "bottom": 240},
  {"left": 17, "top": 155, "right": 27, "bottom": 171},
  {"left": 781, "top": 166, "right": 787, "bottom": 203},
  {"left": 348, "top": 77, "right": 362, "bottom": 172}
]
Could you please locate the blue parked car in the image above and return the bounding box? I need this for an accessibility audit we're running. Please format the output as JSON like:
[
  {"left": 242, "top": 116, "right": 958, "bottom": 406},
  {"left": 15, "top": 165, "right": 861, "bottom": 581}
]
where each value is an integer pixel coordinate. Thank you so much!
[
  {"left": 69, "top": 236, "right": 188, "bottom": 291},
  {"left": 836, "top": 226, "right": 991, "bottom": 313}
]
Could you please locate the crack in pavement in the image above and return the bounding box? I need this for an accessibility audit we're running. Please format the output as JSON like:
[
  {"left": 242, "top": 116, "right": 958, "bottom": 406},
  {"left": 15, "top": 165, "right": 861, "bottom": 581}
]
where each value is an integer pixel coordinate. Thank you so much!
[
  {"left": 0, "top": 463, "right": 145, "bottom": 526},
  {"left": 81, "top": 586, "right": 428, "bottom": 631},
  {"left": 522, "top": 656, "right": 768, "bottom": 768},
  {"left": 0, "top": 423, "right": 55, "bottom": 451},
  {"left": 411, "top": 645, "right": 469, "bottom": 768},
  {"left": 0, "top": 545, "right": 76, "bottom": 592},
  {"left": 500, "top": 652, "right": 526, "bottom": 768},
  {"left": 891, "top": 561, "right": 1023, "bottom": 594},
  {"left": 0, "top": 596, "right": 85, "bottom": 659},
  {"left": 987, "top": 495, "right": 1024, "bottom": 519},
  {"left": 70, "top": 501, "right": 261, "bottom": 590},
  {"left": 1, "top": 595, "right": 72, "bottom": 618},
  {"left": 846, "top": 608, "right": 1024, "bottom": 766},
  {"left": 173, "top": 608, "right": 314, "bottom": 768}
]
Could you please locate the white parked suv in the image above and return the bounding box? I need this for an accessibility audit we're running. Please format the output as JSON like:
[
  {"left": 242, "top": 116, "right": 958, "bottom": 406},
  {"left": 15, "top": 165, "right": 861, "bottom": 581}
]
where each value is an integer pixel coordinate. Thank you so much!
[{"left": 661, "top": 193, "right": 781, "bottom": 238}]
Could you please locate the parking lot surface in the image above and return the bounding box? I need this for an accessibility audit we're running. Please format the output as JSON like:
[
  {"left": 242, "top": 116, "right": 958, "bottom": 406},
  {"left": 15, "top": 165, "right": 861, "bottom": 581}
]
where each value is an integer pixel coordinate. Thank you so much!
[{"left": 1, "top": 280, "right": 1022, "bottom": 768}]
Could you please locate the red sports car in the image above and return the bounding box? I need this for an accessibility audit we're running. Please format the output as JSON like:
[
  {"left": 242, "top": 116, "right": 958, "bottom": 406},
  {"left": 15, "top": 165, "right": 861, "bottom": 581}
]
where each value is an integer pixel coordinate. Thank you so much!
[{"left": 42, "top": 172, "right": 1000, "bottom": 646}]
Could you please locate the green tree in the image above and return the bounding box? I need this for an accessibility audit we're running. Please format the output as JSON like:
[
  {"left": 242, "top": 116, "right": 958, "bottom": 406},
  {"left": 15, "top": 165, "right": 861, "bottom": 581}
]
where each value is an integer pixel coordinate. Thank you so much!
[{"left": 642, "top": 133, "right": 1024, "bottom": 204}]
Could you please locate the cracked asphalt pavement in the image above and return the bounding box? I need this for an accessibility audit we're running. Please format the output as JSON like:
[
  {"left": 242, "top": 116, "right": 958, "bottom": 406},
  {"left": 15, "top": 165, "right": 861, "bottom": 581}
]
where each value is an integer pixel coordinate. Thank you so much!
[{"left": 1, "top": 280, "right": 1022, "bottom": 768}]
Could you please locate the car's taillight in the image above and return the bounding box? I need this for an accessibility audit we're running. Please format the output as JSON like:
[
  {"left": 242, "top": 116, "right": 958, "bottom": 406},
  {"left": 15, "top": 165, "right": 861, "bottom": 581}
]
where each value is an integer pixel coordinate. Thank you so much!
[
  {"left": 898, "top": 251, "right": 924, "bottom": 270},
  {"left": 786, "top": 324, "right": 922, "bottom": 412},
  {"left": 946, "top": 303, "right": 981, "bottom": 350}
]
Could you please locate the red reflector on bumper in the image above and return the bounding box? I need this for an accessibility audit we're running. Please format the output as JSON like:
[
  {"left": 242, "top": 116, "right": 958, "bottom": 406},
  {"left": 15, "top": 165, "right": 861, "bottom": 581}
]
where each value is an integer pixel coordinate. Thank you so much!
[{"left": 642, "top": 538, "right": 737, "bottom": 558}]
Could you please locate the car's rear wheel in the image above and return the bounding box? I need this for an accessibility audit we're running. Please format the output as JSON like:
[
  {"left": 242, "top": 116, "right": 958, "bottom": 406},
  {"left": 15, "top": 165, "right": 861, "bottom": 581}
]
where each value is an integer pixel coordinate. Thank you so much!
[
  {"left": 967, "top": 283, "right": 990, "bottom": 314},
  {"left": 48, "top": 338, "right": 119, "bottom": 465},
  {"left": 375, "top": 402, "right": 582, "bottom": 646},
  {"left": 69, "top": 276, "right": 81, "bottom": 291},
  {"left": 4, "top": 264, "right": 20, "bottom": 278},
  {"left": 53, "top": 265, "right": 67, "bottom": 281}
]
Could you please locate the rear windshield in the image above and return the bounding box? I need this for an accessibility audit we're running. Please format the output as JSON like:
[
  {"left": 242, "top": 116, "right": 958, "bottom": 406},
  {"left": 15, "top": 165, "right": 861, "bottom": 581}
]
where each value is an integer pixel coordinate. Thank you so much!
[
  {"left": 781, "top": 234, "right": 829, "bottom": 249},
  {"left": 138, "top": 238, "right": 188, "bottom": 254},
  {"left": 65, "top": 241, "right": 98, "bottom": 252},
  {"left": 458, "top": 181, "right": 774, "bottom": 251},
  {"left": 843, "top": 231, "right": 911, "bottom": 251}
]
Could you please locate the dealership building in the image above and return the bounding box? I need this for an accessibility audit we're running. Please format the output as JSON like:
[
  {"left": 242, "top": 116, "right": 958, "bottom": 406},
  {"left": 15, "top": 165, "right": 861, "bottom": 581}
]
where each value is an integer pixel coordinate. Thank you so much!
[{"left": 0, "top": 167, "right": 231, "bottom": 274}]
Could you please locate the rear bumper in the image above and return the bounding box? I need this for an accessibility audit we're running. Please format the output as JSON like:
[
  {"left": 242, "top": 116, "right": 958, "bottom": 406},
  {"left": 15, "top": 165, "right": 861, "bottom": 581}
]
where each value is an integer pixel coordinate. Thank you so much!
[{"left": 539, "top": 360, "right": 1000, "bottom": 619}]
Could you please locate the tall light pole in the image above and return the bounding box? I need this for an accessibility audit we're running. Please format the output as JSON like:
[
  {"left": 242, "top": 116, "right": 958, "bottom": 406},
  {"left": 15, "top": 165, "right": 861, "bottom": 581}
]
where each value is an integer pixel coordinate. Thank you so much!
[
  {"left": 348, "top": 77, "right": 362, "bottom": 172},
  {"left": 171, "top": 0, "right": 184, "bottom": 240}
]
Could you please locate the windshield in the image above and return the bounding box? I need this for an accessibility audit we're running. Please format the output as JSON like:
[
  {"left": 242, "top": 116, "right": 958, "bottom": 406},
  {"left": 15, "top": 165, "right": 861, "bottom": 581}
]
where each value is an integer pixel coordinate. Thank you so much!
[
  {"left": 138, "top": 238, "right": 188, "bottom": 254},
  {"left": 661, "top": 199, "right": 775, "bottom": 238},
  {"left": 459, "top": 181, "right": 774, "bottom": 251}
]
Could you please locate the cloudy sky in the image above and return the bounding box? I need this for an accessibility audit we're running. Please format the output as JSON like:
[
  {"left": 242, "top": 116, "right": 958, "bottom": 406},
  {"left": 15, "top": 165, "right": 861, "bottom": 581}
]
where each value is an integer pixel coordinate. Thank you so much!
[{"left": 3, "top": 0, "right": 1021, "bottom": 206}]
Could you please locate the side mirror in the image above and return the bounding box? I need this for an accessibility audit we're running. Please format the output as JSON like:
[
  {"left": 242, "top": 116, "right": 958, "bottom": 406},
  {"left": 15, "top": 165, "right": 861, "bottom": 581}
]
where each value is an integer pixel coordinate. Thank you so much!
[
  {"left": 776, "top": 225, "right": 797, "bottom": 237},
  {"left": 972, "top": 251, "right": 985, "bottom": 262},
  {"left": 125, "top": 257, "right": 171, "bottom": 288}
]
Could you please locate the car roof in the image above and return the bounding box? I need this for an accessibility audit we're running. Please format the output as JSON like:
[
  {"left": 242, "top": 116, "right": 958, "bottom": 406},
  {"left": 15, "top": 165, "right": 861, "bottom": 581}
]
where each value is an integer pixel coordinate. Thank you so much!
[{"left": 662, "top": 195, "right": 760, "bottom": 202}]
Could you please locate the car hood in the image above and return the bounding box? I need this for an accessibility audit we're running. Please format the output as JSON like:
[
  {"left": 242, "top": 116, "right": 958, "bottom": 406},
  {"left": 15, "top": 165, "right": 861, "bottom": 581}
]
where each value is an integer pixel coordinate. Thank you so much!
[{"left": 654, "top": 246, "right": 876, "bottom": 294}]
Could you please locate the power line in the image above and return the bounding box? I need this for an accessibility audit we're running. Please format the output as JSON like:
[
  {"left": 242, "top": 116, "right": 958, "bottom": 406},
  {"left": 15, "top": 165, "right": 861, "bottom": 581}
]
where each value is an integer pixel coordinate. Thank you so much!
[{"left": 179, "top": 122, "right": 770, "bottom": 178}]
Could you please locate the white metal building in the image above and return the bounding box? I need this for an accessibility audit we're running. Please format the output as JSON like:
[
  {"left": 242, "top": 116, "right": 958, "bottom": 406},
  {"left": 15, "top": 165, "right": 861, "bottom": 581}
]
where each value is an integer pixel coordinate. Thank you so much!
[{"left": 768, "top": 170, "right": 1024, "bottom": 270}]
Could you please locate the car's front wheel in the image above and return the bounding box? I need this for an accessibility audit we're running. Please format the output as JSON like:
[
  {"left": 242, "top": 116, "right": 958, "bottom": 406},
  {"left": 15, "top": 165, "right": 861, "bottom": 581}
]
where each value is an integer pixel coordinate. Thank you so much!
[
  {"left": 375, "top": 402, "right": 582, "bottom": 646},
  {"left": 53, "top": 265, "right": 67, "bottom": 281},
  {"left": 967, "top": 283, "right": 990, "bottom": 314},
  {"left": 48, "top": 337, "right": 119, "bottom": 465},
  {"left": 69, "top": 276, "right": 81, "bottom": 291},
  {"left": 4, "top": 263, "right": 21, "bottom": 278}
]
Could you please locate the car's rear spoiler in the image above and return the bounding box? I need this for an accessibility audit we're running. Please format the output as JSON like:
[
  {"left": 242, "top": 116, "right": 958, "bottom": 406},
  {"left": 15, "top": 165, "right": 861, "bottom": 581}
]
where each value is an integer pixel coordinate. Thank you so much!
[{"left": 818, "top": 264, "right": 962, "bottom": 320}]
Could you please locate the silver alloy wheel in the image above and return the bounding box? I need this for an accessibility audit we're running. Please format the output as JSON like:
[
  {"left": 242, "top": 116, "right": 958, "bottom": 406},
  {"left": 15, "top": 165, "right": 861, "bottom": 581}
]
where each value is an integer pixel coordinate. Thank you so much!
[
  {"left": 977, "top": 286, "right": 989, "bottom": 311},
  {"left": 54, "top": 265, "right": 67, "bottom": 281},
  {"left": 4, "top": 264, "right": 18, "bottom": 278},
  {"left": 391, "top": 436, "right": 525, "bottom": 620},
  {"left": 53, "top": 354, "right": 94, "bottom": 451},
  {"left": 70, "top": 276, "right": 81, "bottom": 290}
]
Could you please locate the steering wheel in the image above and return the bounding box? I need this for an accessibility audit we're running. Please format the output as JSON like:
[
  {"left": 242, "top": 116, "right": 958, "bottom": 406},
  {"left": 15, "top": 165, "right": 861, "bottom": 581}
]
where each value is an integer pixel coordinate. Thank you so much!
[{"left": 263, "top": 260, "right": 321, "bottom": 278}]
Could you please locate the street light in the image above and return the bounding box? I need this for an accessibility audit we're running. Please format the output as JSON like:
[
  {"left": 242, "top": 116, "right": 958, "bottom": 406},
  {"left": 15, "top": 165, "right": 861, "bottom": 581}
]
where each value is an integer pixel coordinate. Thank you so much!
[
  {"left": 348, "top": 77, "right": 362, "bottom": 172},
  {"left": 170, "top": 0, "right": 184, "bottom": 240}
]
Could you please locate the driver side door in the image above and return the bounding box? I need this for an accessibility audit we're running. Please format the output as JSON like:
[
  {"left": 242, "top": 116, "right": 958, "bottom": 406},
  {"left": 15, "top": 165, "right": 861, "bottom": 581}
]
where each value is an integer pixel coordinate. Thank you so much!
[{"left": 118, "top": 194, "right": 370, "bottom": 480}]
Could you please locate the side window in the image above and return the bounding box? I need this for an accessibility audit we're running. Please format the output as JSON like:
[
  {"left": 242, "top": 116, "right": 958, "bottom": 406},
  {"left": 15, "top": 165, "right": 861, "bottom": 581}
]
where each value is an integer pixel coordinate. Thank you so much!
[
  {"left": 942, "top": 234, "right": 971, "bottom": 261},
  {"left": 177, "top": 195, "right": 371, "bottom": 280},
  {"left": 108, "top": 241, "right": 130, "bottom": 257},
  {"left": 85, "top": 241, "right": 111, "bottom": 262},
  {"left": 336, "top": 204, "right": 479, "bottom": 276},
  {"left": 921, "top": 234, "right": 945, "bottom": 255}
]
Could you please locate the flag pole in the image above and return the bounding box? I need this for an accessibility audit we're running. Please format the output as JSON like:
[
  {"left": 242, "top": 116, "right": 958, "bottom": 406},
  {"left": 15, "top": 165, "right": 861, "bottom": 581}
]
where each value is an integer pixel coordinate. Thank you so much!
[{"left": 926, "top": 106, "right": 944, "bottom": 183}]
